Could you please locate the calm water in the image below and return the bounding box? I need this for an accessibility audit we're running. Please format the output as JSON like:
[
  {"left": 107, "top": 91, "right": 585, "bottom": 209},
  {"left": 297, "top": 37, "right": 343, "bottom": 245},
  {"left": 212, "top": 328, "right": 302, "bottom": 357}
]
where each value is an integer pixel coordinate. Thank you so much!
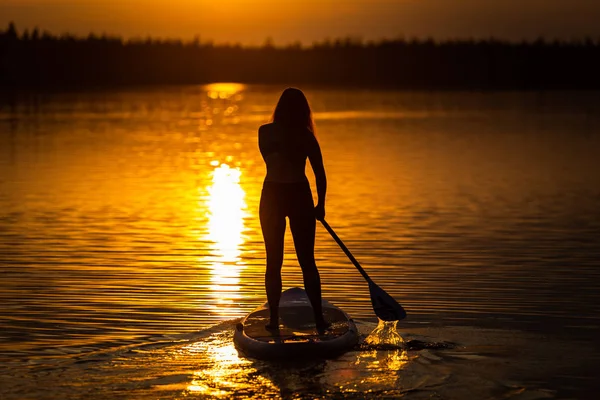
[{"left": 1, "top": 86, "right": 600, "bottom": 399}]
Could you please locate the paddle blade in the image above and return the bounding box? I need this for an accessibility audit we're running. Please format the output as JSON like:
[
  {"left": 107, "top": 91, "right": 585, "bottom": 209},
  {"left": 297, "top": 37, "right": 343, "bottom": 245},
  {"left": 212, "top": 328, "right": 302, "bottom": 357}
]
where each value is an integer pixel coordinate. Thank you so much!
[{"left": 369, "top": 282, "right": 407, "bottom": 321}]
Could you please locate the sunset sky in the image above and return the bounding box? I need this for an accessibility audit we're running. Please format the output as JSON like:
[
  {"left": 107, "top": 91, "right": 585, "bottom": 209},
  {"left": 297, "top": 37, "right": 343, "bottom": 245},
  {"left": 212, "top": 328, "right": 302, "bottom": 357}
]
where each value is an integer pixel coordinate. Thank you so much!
[{"left": 2, "top": 0, "right": 600, "bottom": 44}]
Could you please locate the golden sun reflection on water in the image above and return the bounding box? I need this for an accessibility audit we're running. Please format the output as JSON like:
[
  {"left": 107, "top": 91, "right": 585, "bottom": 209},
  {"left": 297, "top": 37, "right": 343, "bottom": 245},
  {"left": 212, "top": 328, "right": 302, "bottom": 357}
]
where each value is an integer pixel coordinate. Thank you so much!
[
  {"left": 203, "top": 82, "right": 247, "bottom": 100},
  {"left": 183, "top": 333, "right": 274, "bottom": 397},
  {"left": 207, "top": 164, "right": 246, "bottom": 261},
  {"left": 203, "top": 164, "right": 248, "bottom": 319},
  {"left": 348, "top": 320, "right": 408, "bottom": 389}
]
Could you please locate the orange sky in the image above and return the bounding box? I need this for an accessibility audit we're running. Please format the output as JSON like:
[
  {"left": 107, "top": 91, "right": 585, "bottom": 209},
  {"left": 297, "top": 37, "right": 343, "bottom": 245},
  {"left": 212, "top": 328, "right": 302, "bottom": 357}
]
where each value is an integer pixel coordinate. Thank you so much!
[{"left": 1, "top": 0, "right": 600, "bottom": 44}]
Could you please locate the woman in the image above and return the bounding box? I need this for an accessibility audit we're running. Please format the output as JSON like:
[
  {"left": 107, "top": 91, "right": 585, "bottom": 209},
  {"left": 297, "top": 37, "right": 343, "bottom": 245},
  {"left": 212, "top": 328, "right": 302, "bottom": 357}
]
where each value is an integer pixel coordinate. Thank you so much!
[{"left": 259, "top": 88, "right": 330, "bottom": 332}]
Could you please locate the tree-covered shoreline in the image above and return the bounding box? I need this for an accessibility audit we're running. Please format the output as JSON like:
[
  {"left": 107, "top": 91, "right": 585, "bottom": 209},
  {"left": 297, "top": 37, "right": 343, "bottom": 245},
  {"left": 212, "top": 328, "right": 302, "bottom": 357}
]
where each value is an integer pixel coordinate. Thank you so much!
[{"left": 1, "top": 23, "right": 599, "bottom": 91}]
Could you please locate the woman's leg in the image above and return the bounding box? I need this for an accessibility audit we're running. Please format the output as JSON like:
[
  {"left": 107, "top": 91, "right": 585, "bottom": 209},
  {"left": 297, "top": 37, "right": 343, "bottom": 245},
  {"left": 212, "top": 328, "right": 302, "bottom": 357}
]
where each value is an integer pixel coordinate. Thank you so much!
[
  {"left": 259, "top": 188, "right": 286, "bottom": 329},
  {"left": 289, "top": 211, "right": 329, "bottom": 330}
]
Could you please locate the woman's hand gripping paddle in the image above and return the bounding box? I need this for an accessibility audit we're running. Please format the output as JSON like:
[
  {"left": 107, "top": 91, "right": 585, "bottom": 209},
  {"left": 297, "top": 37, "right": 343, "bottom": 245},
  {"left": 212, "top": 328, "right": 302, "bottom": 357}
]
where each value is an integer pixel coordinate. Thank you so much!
[{"left": 320, "top": 220, "right": 407, "bottom": 321}]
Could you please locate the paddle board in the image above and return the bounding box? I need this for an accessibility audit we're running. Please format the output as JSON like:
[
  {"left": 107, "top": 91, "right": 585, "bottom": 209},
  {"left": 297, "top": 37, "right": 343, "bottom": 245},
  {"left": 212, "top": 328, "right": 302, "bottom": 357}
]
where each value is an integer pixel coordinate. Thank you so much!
[{"left": 234, "top": 287, "right": 359, "bottom": 360}]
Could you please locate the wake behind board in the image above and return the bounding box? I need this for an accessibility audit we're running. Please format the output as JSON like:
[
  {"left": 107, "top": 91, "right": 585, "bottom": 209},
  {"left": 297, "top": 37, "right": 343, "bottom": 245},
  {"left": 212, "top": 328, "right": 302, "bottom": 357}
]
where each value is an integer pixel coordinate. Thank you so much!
[{"left": 234, "top": 287, "right": 359, "bottom": 360}]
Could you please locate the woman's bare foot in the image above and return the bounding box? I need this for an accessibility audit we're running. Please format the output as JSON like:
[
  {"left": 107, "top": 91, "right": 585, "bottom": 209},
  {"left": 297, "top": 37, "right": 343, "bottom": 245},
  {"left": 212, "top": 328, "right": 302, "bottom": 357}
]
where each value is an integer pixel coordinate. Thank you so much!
[
  {"left": 265, "top": 322, "right": 280, "bottom": 332},
  {"left": 315, "top": 318, "right": 332, "bottom": 333}
]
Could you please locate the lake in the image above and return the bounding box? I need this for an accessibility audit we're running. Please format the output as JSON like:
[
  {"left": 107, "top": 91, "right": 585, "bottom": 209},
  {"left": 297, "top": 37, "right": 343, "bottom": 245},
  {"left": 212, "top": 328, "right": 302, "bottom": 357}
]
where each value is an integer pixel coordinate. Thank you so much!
[{"left": 1, "top": 85, "right": 599, "bottom": 399}]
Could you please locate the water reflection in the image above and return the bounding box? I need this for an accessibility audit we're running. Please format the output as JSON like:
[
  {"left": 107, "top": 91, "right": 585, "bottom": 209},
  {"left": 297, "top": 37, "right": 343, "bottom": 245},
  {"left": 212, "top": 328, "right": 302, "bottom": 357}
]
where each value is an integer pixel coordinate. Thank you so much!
[
  {"left": 182, "top": 332, "right": 267, "bottom": 397},
  {"left": 348, "top": 321, "right": 408, "bottom": 391},
  {"left": 204, "top": 164, "right": 247, "bottom": 318},
  {"left": 203, "top": 82, "right": 246, "bottom": 101},
  {"left": 207, "top": 164, "right": 246, "bottom": 261},
  {"left": 341, "top": 347, "right": 409, "bottom": 395},
  {"left": 200, "top": 82, "right": 246, "bottom": 126},
  {"left": 181, "top": 331, "right": 327, "bottom": 398}
]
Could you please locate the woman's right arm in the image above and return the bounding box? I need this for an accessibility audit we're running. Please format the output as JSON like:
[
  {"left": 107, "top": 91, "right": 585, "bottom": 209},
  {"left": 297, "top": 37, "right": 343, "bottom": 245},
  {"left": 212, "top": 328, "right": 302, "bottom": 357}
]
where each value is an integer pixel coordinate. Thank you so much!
[{"left": 308, "top": 135, "right": 327, "bottom": 220}]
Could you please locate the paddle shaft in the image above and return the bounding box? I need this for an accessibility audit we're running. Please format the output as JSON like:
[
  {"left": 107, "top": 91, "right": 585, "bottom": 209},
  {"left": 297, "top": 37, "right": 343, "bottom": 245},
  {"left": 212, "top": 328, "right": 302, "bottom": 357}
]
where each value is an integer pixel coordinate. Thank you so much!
[
  {"left": 321, "top": 219, "right": 407, "bottom": 321},
  {"left": 320, "top": 220, "right": 372, "bottom": 283}
]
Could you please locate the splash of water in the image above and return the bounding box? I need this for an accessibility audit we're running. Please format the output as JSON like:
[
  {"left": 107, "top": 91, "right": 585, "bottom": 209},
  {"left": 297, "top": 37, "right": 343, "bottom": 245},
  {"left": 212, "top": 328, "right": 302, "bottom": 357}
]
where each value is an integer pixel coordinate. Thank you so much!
[{"left": 364, "top": 319, "right": 405, "bottom": 350}]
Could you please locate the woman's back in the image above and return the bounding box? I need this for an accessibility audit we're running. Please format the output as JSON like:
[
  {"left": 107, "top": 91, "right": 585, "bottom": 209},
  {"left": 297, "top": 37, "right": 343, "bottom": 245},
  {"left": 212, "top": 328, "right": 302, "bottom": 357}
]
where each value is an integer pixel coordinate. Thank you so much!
[{"left": 259, "top": 122, "right": 318, "bottom": 183}]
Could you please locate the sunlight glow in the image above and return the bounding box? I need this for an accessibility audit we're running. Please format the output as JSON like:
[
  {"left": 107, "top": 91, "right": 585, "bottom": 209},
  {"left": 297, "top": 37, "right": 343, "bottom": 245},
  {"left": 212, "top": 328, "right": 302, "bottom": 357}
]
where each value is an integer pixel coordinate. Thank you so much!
[
  {"left": 183, "top": 334, "right": 265, "bottom": 397},
  {"left": 204, "top": 163, "right": 247, "bottom": 318},
  {"left": 203, "top": 83, "right": 246, "bottom": 101},
  {"left": 207, "top": 164, "right": 246, "bottom": 261}
]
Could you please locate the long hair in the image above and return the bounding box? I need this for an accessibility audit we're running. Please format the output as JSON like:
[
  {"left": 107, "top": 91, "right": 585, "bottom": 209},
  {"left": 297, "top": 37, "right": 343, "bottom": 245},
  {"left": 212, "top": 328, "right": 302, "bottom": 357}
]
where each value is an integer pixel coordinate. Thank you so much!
[{"left": 272, "top": 88, "right": 315, "bottom": 134}]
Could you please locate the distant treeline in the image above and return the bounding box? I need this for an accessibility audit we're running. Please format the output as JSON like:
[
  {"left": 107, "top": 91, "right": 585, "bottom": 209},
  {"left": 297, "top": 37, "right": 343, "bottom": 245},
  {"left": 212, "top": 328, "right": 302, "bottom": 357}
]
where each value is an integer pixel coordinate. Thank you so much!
[{"left": 1, "top": 22, "right": 600, "bottom": 90}]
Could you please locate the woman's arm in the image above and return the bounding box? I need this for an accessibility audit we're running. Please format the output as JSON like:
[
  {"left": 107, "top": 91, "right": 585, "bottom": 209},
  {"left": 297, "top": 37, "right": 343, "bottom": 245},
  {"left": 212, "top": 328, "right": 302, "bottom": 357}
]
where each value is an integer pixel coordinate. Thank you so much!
[
  {"left": 258, "top": 125, "right": 268, "bottom": 161},
  {"left": 308, "top": 135, "right": 327, "bottom": 220}
]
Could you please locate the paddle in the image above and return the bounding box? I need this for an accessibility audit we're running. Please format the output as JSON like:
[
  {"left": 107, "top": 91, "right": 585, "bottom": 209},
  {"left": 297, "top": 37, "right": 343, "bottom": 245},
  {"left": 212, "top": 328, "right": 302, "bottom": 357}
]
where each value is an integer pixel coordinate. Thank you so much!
[{"left": 320, "top": 219, "right": 407, "bottom": 321}]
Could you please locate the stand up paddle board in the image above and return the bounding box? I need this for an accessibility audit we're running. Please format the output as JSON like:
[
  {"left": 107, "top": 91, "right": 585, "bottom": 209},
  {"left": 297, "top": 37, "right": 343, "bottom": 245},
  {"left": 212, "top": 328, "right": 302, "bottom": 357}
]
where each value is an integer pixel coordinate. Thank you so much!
[{"left": 234, "top": 287, "right": 359, "bottom": 360}]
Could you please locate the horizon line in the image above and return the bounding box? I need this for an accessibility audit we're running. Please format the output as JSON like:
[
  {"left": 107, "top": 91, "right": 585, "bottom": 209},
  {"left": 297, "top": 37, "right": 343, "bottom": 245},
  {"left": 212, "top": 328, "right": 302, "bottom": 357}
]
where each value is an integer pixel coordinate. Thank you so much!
[{"left": 3, "top": 22, "right": 600, "bottom": 48}]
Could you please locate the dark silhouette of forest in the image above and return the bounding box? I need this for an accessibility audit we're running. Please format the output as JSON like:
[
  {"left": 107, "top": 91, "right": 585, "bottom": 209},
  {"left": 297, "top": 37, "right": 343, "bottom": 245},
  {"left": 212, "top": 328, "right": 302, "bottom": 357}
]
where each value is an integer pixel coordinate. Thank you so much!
[{"left": 1, "top": 22, "right": 599, "bottom": 91}]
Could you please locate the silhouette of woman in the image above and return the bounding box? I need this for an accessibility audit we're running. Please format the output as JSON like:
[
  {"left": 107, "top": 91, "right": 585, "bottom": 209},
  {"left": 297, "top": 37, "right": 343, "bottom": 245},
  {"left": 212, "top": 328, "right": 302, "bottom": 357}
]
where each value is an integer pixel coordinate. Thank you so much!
[{"left": 259, "top": 88, "right": 329, "bottom": 332}]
